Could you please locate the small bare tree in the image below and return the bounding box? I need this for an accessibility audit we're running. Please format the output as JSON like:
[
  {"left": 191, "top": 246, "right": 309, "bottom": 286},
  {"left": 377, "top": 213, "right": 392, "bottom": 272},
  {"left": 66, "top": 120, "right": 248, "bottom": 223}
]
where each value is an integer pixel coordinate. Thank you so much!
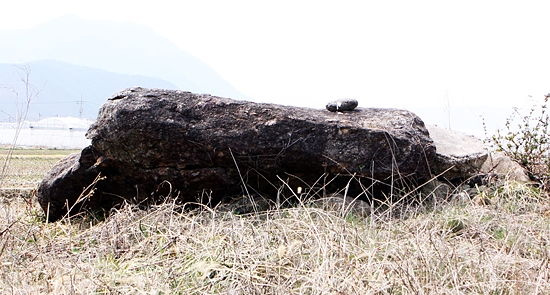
[
  {"left": 487, "top": 94, "right": 550, "bottom": 189},
  {"left": 0, "top": 64, "right": 44, "bottom": 187}
]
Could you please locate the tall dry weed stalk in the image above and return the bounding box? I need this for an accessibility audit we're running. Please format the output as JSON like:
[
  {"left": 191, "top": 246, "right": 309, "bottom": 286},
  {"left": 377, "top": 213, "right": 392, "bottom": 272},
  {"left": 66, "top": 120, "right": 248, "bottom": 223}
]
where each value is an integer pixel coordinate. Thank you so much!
[{"left": 0, "top": 64, "right": 43, "bottom": 187}]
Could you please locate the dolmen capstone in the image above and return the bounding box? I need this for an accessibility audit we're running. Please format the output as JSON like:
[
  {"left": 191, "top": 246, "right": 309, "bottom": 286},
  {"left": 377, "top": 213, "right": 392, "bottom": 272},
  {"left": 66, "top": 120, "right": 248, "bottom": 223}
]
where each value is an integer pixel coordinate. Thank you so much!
[{"left": 37, "top": 87, "right": 437, "bottom": 221}]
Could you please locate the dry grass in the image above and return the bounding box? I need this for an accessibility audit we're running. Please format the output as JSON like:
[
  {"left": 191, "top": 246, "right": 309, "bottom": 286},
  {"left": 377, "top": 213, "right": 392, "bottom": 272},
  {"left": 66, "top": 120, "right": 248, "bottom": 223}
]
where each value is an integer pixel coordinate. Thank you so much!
[{"left": 1, "top": 150, "right": 550, "bottom": 294}]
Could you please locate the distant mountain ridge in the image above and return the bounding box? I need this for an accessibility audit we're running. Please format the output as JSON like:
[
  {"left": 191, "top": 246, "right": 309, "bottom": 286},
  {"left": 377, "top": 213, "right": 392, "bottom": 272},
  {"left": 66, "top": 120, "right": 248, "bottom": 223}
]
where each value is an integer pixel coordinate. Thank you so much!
[
  {"left": 0, "top": 14, "right": 249, "bottom": 120},
  {"left": 0, "top": 60, "right": 179, "bottom": 120}
]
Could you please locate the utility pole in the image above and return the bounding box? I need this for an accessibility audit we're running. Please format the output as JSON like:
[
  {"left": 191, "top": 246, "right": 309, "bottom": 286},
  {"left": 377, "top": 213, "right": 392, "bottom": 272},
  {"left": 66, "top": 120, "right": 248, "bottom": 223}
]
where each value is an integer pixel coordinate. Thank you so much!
[{"left": 77, "top": 95, "right": 85, "bottom": 119}]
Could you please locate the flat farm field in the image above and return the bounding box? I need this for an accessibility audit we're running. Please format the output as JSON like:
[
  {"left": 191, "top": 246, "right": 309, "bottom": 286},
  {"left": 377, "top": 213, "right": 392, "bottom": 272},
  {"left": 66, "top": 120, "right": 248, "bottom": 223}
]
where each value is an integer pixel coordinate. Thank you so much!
[{"left": 0, "top": 148, "right": 77, "bottom": 189}]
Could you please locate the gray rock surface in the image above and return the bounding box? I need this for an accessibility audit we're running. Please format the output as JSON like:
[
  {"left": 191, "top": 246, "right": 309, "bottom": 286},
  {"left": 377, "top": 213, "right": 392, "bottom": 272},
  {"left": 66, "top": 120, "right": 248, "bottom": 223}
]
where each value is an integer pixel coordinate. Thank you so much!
[
  {"left": 37, "top": 87, "right": 436, "bottom": 221},
  {"left": 309, "top": 194, "right": 371, "bottom": 217},
  {"left": 427, "top": 125, "right": 489, "bottom": 180},
  {"left": 216, "top": 194, "right": 275, "bottom": 214},
  {"left": 480, "top": 152, "right": 530, "bottom": 182}
]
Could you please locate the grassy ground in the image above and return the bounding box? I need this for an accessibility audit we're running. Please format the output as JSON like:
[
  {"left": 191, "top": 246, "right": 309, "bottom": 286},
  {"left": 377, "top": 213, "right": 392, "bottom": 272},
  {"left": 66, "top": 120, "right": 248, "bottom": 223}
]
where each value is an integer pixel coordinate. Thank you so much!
[
  {"left": 0, "top": 147, "right": 80, "bottom": 189},
  {"left": 1, "top": 149, "right": 549, "bottom": 294}
]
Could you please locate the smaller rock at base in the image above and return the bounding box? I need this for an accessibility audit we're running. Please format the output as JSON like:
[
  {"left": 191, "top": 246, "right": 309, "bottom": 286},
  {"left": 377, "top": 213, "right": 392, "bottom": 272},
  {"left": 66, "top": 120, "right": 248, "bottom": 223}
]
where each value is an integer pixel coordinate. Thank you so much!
[
  {"left": 480, "top": 152, "right": 530, "bottom": 182},
  {"left": 326, "top": 98, "right": 358, "bottom": 112},
  {"left": 309, "top": 194, "right": 371, "bottom": 217}
]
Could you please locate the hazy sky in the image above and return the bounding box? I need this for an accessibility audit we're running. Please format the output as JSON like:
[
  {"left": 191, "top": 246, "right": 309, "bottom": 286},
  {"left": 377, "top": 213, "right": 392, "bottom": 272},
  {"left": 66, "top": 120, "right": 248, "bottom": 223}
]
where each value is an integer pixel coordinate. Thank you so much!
[{"left": 1, "top": 0, "right": 549, "bottom": 112}]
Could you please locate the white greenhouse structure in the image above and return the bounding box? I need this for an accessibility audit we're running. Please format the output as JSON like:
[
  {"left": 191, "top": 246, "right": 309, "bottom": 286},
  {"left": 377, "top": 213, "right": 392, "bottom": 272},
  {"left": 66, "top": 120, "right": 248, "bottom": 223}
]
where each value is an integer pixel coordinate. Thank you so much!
[{"left": 0, "top": 117, "right": 94, "bottom": 148}]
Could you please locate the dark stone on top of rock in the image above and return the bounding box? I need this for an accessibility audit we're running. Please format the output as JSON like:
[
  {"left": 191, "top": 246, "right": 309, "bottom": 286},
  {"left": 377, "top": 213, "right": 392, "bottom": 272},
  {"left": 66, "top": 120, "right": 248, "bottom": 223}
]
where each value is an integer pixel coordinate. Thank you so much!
[
  {"left": 37, "top": 87, "right": 436, "bottom": 221},
  {"left": 326, "top": 98, "right": 358, "bottom": 112}
]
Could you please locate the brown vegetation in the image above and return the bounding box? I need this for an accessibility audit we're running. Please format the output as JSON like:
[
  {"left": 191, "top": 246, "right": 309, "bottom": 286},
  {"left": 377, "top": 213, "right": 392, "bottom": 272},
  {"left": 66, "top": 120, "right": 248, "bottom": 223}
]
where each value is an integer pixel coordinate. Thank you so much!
[{"left": 1, "top": 149, "right": 549, "bottom": 294}]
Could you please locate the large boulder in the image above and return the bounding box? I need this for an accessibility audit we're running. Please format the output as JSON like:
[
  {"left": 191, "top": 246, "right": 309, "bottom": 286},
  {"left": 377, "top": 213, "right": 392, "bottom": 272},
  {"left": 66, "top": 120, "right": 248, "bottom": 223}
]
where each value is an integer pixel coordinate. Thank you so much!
[
  {"left": 37, "top": 87, "right": 436, "bottom": 221},
  {"left": 427, "top": 125, "right": 530, "bottom": 183},
  {"left": 427, "top": 125, "right": 489, "bottom": 180}
]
